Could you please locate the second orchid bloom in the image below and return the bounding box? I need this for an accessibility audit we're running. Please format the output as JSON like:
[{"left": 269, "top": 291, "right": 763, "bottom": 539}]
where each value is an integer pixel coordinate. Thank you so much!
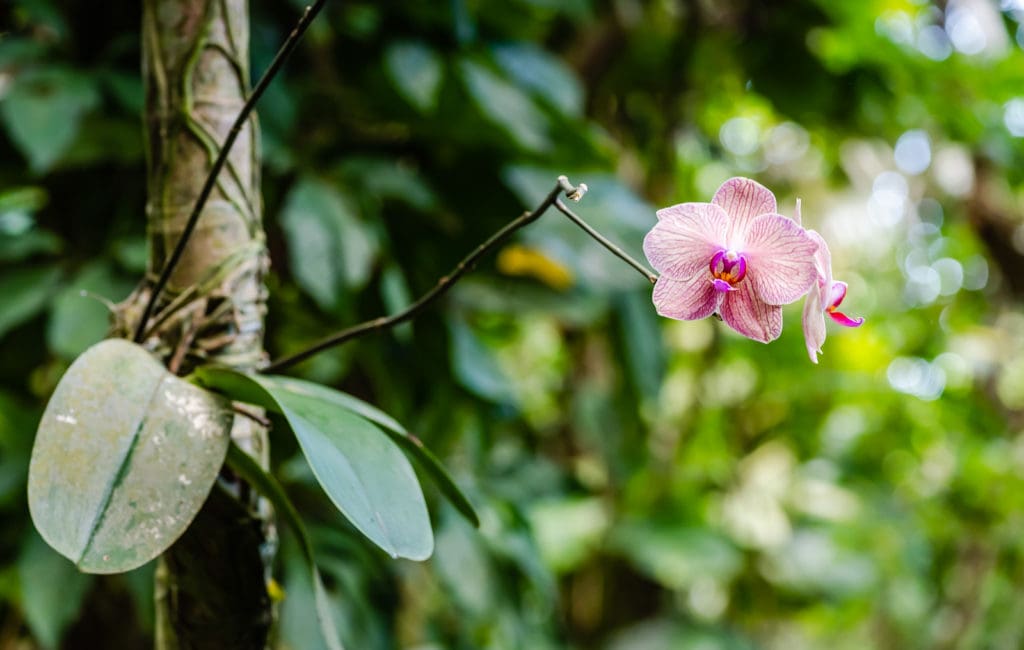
[{"left": 643, "top": 177, "right": 862, "bottom": 361}]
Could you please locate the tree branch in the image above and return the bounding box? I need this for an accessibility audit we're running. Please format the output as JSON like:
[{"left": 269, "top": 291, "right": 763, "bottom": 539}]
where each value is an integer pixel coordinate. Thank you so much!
[
  {"left": 262, "top": 177, "right": 573, "bottom": 373},
  {"left": 133, "top": 0, "right": 328, "bottom": 343},
  {"left": 261, "top": 176, "right": 660, "bottom": 374},
  {"left": 552, "top": 198, "right": 658, "bottom": 285}
]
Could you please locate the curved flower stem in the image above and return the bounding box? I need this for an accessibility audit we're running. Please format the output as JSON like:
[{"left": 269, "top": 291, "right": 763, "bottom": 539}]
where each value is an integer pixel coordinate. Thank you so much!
[
  {"left": 133, "top": 0, "right": 328, "bottom": 343},
  {"left": 552, "top": 198, "right": 658, "bottom": 285},
  {"left": 261, "top": 176, "right": 663, "bottom": 374},
  {"left": 261, "top": 178, "right": 572, "bottom": 373}
]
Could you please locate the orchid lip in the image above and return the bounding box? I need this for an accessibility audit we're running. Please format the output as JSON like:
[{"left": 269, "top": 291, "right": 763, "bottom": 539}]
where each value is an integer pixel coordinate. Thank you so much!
[
  {"left": 709, "top": 249, "right": 748, "bottom": 288},
  {"left": 828, "top": 310, "right": 864, "bottom": 328},
  {"left": 828, "top": 281, "right": 848, "bottom": 308},
  {"left": 711, "top": 278, "right": 736, "bottom": 293},
  {"left": 825, "top": 281, "right": 863, "bottom": 327}
]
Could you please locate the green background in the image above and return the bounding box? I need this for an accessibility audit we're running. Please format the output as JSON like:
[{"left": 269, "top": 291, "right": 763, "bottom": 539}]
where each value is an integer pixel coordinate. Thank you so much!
[{"left": 2, "top": 0, "right": 1024, "bottom": 648}]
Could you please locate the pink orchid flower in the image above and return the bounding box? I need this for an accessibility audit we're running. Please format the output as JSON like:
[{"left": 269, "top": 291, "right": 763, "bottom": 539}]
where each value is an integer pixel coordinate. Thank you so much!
[
  {"left": 802, "top": 230, "right": 864, "bottom": 363},
  {"left": 643, "top": 177, "right": 818, "bottom": 343}
]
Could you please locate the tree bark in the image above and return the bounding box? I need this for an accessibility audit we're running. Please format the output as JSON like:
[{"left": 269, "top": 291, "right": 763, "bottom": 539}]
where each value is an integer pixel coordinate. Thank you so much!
[{"left": 121, "top": 0, "right": 273, "bottom": 646}]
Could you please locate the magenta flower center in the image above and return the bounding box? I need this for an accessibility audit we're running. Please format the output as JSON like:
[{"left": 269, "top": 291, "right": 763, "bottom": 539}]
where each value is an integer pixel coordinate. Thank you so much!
[{"left": 709, "top": 249, "right": 748, "bottom": 293}]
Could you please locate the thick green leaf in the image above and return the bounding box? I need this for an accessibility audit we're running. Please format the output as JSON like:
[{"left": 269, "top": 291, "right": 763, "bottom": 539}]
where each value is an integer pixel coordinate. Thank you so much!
[
  {"left": 268, "top": 371, "right": 476, "bottom": 526},
  {"left": 193, "top": 368, "right": 434, "bottom": 560},
  {"left": 384, "top": 41, "right": 443, "bottom": 113},
  {"left": 282, "top": 378, "right": 480, "bottom": 528},
  {"left": 224, "top": 443, "right": 344, "bottom": 650},
  {"left": 279, "top": 179, "right": 377, "bottom": 312},
  {"left": 28, "top": 339, "right": 233, "bottom": 573},
  {"left": 0, "top": 67, "right": 100, "bottom": 172}
]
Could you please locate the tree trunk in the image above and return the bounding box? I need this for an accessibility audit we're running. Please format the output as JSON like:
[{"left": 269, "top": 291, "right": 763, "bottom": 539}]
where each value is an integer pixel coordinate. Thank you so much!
[{"left": 123, "top": 0, "right": 273, "bottom": 646}]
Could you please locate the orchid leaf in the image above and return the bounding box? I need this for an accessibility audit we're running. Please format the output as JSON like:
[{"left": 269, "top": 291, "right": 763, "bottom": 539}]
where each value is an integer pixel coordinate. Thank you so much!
[
  {"left": 197, "top": 365, "right": 476, "bottom": 526},
  {"left": 193, "top": 367, "right": 434, "bottom": 560},
  {"left": 27, "top": 339, "right": 232, "bottom": 573},
  {"left": 224, "top": 443, "right": 344, "bottom": 650},
  {"left": 289, "top": 381, "right": 480, "bottom": 528}
]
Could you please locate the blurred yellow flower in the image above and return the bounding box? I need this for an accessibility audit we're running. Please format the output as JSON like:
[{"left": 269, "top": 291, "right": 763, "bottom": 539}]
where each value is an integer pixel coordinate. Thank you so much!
[{"left": 497, "top": 244, "right": 574, "bottom": 290}]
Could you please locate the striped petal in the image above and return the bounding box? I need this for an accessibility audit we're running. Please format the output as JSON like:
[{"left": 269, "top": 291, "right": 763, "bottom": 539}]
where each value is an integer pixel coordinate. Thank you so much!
[
  {"left": 743, "top": 214, "right": 818, "bottom": 305},
  {"left": 807, "top": 230, "right": 832, "bottom": 306},
  {"left": 719, "top": 281, "right": 783, "bottom": 343},
  {"left": 712, "top": 177, "right": 777, "bottom": 245},
  {"left": 644, "top": 202, "right": 729, "bottom": 278},
  {"left": 651, "top": 274, "right": 722, "bottom": 321},
  {"left": 802, "top": 287, "right": 826, "bottom": 363}
]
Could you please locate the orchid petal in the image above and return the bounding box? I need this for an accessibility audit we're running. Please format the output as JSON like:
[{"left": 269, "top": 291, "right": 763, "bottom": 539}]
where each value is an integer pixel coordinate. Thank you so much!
[
  {"left": 743, "top": 214, "right": 818, "bottom": 305},
  {"left": 794, "top": 198, "right": 802, "bottom": 225},
  {"left": 719, "top": 281, "right": 782, "bottom": 343},
  {"left": 828, "top": 281, "right": 848, "bottom": 308},
  {"left": 802, "top": 288, "right": 826, "bottom": 363},
  {"left": 828, "top": 310, "right": 865, "bottom": 328},
  {"left": 643, "top": 203, "right": 729, "bottom": 278},
  {"left": 712, "top": 177, "right": 777, "bottom": 244},
  {"left": 651, "top": 274, "right": 722, "bottom": 321},
  {"left": 806, "top": 230, "right": 832, "bottom": 306}
]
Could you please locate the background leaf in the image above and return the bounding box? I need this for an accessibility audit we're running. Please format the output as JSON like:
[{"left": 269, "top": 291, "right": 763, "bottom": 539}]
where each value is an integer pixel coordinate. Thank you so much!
[
  {"left": 46, "top": 261, "right": 132, "bottom": 360},
  {"left": 7, "top": 0, "right": 1024, "bottom": 646},
  {"left": 491, "top": 43, "right": 583, "bottom": 117},
  {"left": 0, "top": 266, "right": 62, "bottom": 340},
  {"left": 279, "top": 179, "right": 378, "bottom": 312},
  {"left": 459, "top": 60, "right": 550, "bottom": 152},
  {"left": 448, "top": 314, "right": 517, "bottom": 404},
  {"left": 18, "top": 529, "right": 92, "bottom": 649},
  {"left": 0, "top": 67, "right": 100, "bottom": 172},
  {"left": 384, "top": 41, "right": 444, "bottom": 113}
]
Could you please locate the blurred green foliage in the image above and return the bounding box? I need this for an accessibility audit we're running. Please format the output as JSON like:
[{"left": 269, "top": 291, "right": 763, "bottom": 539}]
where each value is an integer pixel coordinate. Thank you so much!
[{"left": 3, "top": 0, "right": 1024, "bottom": 648}]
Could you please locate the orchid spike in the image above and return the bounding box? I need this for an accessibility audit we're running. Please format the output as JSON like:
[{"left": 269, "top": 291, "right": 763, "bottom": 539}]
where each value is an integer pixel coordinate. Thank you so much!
[
  {"left": 642, "top": 177, "right": 818, "bottom": 342},
  {"left": 802, "top": 230, "right": 864, "bottom": 363}
]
